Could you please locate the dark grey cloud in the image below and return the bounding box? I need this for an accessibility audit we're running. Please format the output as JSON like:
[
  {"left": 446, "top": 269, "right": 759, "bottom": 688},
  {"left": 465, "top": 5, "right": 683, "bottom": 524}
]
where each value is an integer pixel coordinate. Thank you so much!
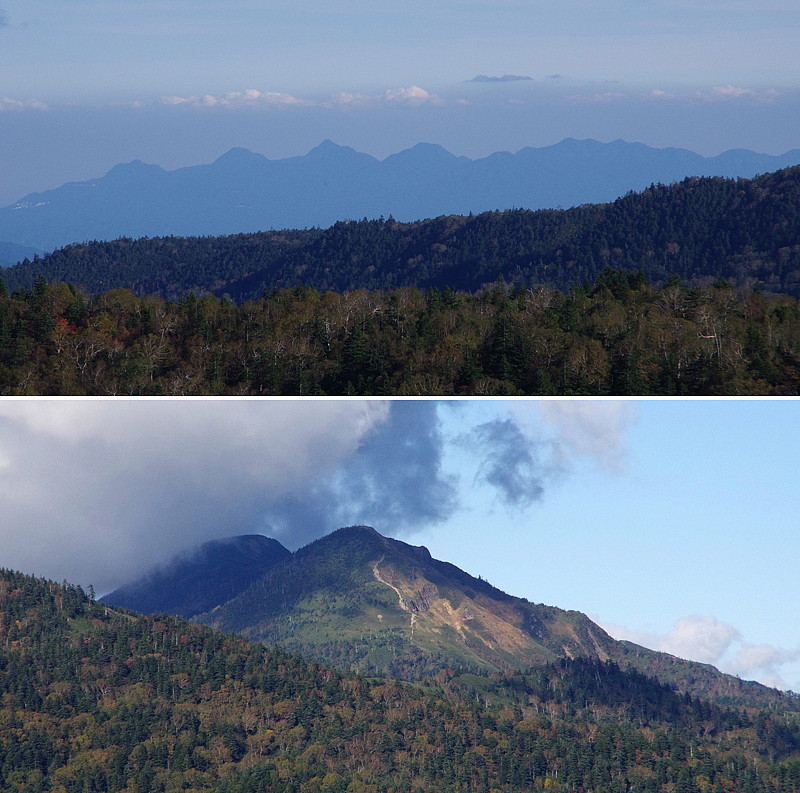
[
  {"left": 260, "top": 401, "right": 458, "bottom": 547},
  {"left": 472, "top": 418, "right": 546, "bottom": 508}
]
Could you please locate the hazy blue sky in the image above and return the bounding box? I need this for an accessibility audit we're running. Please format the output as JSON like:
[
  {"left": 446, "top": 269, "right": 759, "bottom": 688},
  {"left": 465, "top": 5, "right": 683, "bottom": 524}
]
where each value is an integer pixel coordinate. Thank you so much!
[
  {"left": 0, "top": 398, "right": 797, "bottom": 692},
  {"left": 1, "top": 1, "right": 799, "bottom": 204}
]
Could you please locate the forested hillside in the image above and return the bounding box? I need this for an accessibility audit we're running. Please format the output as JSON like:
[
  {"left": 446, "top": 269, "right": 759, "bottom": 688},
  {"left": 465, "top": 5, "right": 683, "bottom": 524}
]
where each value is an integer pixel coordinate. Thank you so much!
[
  {"left": 4, "top": 165, "right": 800, "bottom": 301},
  {"left": 2, "top": 567, "right": 800, "bottom": 793},
  {"left": 1, "top": 272, "right": 798, "bottom": 395}
]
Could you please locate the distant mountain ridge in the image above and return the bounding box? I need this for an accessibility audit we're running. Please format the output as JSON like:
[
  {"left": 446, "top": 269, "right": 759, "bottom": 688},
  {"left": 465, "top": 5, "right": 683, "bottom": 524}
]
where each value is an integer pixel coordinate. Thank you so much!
[
  {"left": 5, "top": 163, "right": 800, "bottom": 300},
  {"left": 2, "top": 137, "right": 799, "bottom": 253},
  {"left": 104, "top": 526, "right": 800, "bottom": 712}
]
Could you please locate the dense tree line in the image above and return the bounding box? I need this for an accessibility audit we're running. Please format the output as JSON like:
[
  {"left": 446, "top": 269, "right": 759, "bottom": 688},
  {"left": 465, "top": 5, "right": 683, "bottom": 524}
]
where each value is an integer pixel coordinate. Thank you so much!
[
  {"left": 0, "top": 271, "right": 798, "bottom": 394},
  {"left": 4, "top": 165, "right": 800, "bottom": 301},
  {"left": 2, "top": 567, "right": 800, "bottom": 793}
]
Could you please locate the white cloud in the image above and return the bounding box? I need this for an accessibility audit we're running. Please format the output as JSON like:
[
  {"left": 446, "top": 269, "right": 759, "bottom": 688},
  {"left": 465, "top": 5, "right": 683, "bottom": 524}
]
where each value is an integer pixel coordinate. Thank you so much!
[
  {"left": 729, "top": 644, "right": 800, "bottom": 690},
  {"left": 0, "top": 97, "right": 48, "bottom": 111},
  {"left": 326, "top": 86, "right": 444, "bottom": 108},
  {"left": 528, "top": 400, "right": 636, "bottom": 472},
  {"left": 658, "top": 615, "right": 740, "bottom": 664},
  {"left": 158, "top": 86, "right": 444, "bottom": 111},
  {"left": 382, "top": 85, "right": 443, "bottom": 105},
  {"left": 648, "top": 89, "right": 677, "bottom": 100},
  {"left": 602, "top": 615, "right": 800, "bottom": 690},
  {"left": 161, "top": 89, "right": 310, "bottom": 108},
  {"left": 326, "top": 91, "right": 372, "bottom": 108},
  {"left": 693, "top": 85, "right": 780, "bottom": 103},
  {"left": 712, "top": 85, "right": 752, "bottom": 99}
]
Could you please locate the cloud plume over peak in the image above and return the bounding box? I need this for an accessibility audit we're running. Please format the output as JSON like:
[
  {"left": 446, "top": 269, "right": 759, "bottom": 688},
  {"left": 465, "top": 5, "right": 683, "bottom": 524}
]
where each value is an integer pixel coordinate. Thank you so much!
[
  {"left": 0, "top": 399, "right": 638, "bottom": 598},
  {"left": 0, "top": 400, "right": 389, "bottom": 590}
]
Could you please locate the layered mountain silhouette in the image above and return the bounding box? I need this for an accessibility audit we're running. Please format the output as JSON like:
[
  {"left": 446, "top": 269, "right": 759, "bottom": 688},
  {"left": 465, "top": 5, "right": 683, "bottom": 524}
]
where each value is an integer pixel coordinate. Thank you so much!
[
  {"left": 2, "top": 138, "right": 799, "bottom": 253},
  {"left": 103, "top": 526, "right": 797, "bottom": 712}
]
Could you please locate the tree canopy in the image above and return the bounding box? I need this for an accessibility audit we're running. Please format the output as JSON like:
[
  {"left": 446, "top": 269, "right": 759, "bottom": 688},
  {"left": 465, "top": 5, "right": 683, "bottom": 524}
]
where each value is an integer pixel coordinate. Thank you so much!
[{"left": 0, "top": 273, "right": 798, "bottom": 395}]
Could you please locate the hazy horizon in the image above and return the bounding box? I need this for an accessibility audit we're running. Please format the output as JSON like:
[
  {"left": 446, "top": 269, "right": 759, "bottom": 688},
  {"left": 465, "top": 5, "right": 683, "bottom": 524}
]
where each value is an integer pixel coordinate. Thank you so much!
[{"left": 1, "top": 1, "right": 798, "bottom": 205}]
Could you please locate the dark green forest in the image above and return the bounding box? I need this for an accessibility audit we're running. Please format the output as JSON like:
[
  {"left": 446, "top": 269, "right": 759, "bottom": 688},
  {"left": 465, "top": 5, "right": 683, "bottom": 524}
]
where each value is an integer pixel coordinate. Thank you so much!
[
  {"left": 2, "top": 567, "right": 800, "bottom": 793},
  {"left": 1, "top": 271, "right": 798, "bottom": 394},
  {"left": 4, "top": 166, "right": 800, "bottom": 302}
]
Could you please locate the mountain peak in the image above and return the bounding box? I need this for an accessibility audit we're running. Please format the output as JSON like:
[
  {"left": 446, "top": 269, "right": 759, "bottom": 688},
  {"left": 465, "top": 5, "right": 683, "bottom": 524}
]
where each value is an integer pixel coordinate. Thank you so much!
[
  {"left": 97, "top": 526, "right": 800, "bottom": 710},
  {"left": 307, "top": 139, "right": 348, "bottom": 156},
  {"left": 104, "top": 160, "right": 164, "bottom": 180},
  {"left": 213, "top": 147, "right": 269, "bottom": 167},
  {"left": 328, "top": 524, "right": 381, "bottom": 540},
  {"left": 197, "top": 525, "right": 620, "bottom": 678},
  {"left": 304, "top": 140, "right": 376, "bottom": 165},
  {"left": 384, "top": 142, "right": 460, "bottom": 165}
]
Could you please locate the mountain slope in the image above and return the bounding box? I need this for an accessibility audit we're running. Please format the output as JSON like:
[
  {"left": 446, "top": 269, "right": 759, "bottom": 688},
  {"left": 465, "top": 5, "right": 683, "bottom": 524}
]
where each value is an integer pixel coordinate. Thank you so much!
[
  {"left": 3, "top": 566, "right": 799, "bottom": 793},
  {"left": 5, "top": 163, "right": 800, "bottom": 301},
  {"left": 2, "top": 137, "right": 799, "bottom": 252},
  {"left": 101, "top": 534, "right": 290, "bottom": 617},
  {"left": 188, "top": 527, "right": 800, "bottom": 713},
  {"left": 194, "top": 526, "right": 619, "bottom": 678}
]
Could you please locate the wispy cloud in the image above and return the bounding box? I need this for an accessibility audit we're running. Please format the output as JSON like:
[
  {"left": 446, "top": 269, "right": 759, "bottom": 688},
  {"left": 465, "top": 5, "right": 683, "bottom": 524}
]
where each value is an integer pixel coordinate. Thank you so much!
[
  {"left": 466, "top": 74, "right": 533, "bottom": 83},
  {"left": 648, "top": 88, "right": 678, "bottom": 100},
  {"left": 471, "top": 419, "right": 545, "bottom": 508},
  {"left": 603, "top": 615, "right": 800, "bottom": 690},
  {"left": 0, "top": 97, "right": 48, "bottom": 111},
  {"left": 529, "top": 400, "right": 636, "bottom": 473},
  {"left": 567, "top": 91, "right": 628, "bottom": 104},
  {"left": 694, "top": 85, "right": 781, "bottom": 103},
  {"left": 328, "top": 86, "right": 444, "bottom": 107},
  {"left": 157, "top": 86, "right": 445, "bottom": 111},
  {"left": 161, "top": 89, "right": 310, "bottom": 108},
  {"left": 459, "top": 401, "right": 635, "bottom": 512},
  {"left": 557, "top": 82, "right": 782, "bottom": 106}
]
